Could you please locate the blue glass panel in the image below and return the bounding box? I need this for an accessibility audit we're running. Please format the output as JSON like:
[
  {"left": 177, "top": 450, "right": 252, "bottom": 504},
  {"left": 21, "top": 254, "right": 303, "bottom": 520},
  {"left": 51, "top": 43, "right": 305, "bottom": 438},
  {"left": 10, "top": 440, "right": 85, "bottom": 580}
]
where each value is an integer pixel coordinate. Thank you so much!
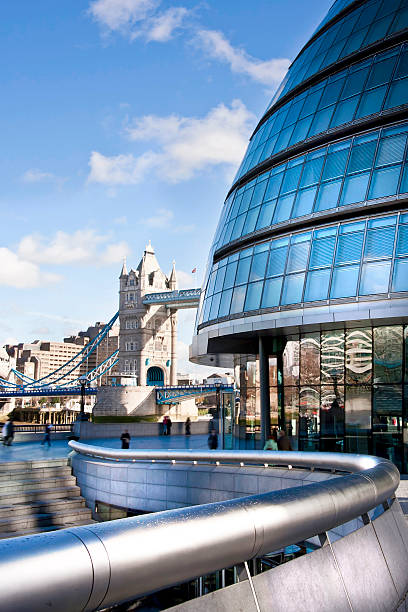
[
  {"left": 273, "top": 193, "right": 295, "bottom": 224},
  {"left": 251, "top": 180, "right": 268, "bottom": 207},
  {"left": 364, "top": 226, "right": 396, "bottom": 259},
  {"left": 249, "top": 251, "right": 268, "bottom": 282},
  {"left": 309, "top": 237, "right": 336, "bottom": 268},
  {"left": 359, "top": 261, "right": 391, "bottom": 294},
  {"left": 336, "top": 232, "right": 364, "bottom": 264},
  {"left": 239, "top": 188, "right": 254, "bottom": 213},
  {"left": 330, "top": 96, "right": 358, "bottom": 128},
  {"left": 280, "top": 165, "right": 302, "bottom": 194},
  {"left": 299, "top": 155, "right": 324, "bottom": 187},
  {"left": 261, "top": 277, "right": 283, "bottom": 308},
  {"left": 209, "top": 292, "right": 221, "bottom": 320},
  {"left": 370, "top": 164, "right": 401, "bottom": 199},
  {"left": 230, "top": 214, "right": 246, "bottom": 241},
  {"left": 235, "top": 257, "right": 251, "bottom": 285},
  {"left": 339, "top": 220, "right": 366, "bottom": 233},
  {"left": 281, "top": 273, "right": 305, "bottom": 305},
  {"left": 214, "top": 265, "right": 227, "bottom": 293},
  {"left": 330, "top": 265, "right": 359, "bottom": 298},
  {"left": 376, "top": 134, "right": 407, "bottom": 166},
  {"left": 322, "top": 146, "right": 349, "bottom": 180},
  {"left": 340, "top": 172, "right": 370, "bottom": 206},
  {"left": 384, "top": 78, "right": 408, "bottom": 109},
  {"left": 207, "top": 270, "right": 217, "bottom": 296},
  {"left": 304, "top": 268, "right": 331, "bottom": 301},
  {"left": 289, "top": 115, "right": 313, "bottom": 145},
  {"left": 314, "top": 179, "right": 342, "bottom": 211},
  {"left": 202, "top": 297, "right": 212, "bottom": 322},
  {"left": 223, "top": 261, "right": 238, "bottom": 289},
  {"left": 367, "top": 215, "right": 397, "bottom": 228},
  {"left": 347, "top": 140, "right": 377, "bottom": 173},
  {"left": 218, "top": 289, "right": 233, "bottom": 317},
  {"left": 265, "top": 172, "right": 284, "bottom": 201},
  {"left": 286, "top": 241, "right": 310, "bottom": 273},
  {"left": 230, "top": 285, "right": 247, "bottom": 314},
  {"left": 341, "top": 67, "right": 369, "bottom": 99},
  {"left": 266, "top": 246, "right": 288, "bottom": 277},
  {"left": 392, "top": 258, "right": 408, "bottom": 291},
  {"left": 400, "top": 164, "right": 408, "bottom": 193},
  {"left": 256, "top": 201, "right": 276, "bottom": 230},
  {"left": 309, "top": 106, "right": 334, "bottom": 137},
  {"left": 244, "top": 281, "right": 263, "bottom": 311},
  {"left": 396, "top": 226, "right": 408, "bottom": 255},
  {"left": 394, "top": 48, "right": 408, "bottom": 79},
  {"left": 292, "top": 186, "right": 317, "bottom": 218},
  {"left": 242, "top": 207, "right": 260, "bottom": 235},
  {"left": 366, "top": 55, "right": 397, "bottom": 89},
  {"left": 319, "top": 79, "right": 345, "bottom": 108}
]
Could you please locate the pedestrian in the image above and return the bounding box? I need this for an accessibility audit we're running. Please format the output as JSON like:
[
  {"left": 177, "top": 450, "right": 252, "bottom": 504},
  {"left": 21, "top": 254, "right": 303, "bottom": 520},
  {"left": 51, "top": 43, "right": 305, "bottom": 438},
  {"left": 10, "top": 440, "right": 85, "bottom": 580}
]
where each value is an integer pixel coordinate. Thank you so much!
[
  {"left": 41, "top": 422, "right": 52, "bottom": 447},
  {"left": 277, "top": 429, "right": 293, "bottom": 451},
  {"left": 162, "top": 415, "right": 168, "bottom": 436},
  {"left": 120, "top": 430, "right": 131, "bottom": 449},
  {"left": 208, "top": 429, "right": 218, "bottom": 450},
  {"left": 264, "top": 429, "right": 278, "bottom": 451},
  {"left": 2, "top": 420, "right": 14, "bottom": 446},
  {"left": 167, "top": 416, "right": 172, "bottom": 436},
  {"left": 185, "top": 417, "right": 191, "bottom": 436}
]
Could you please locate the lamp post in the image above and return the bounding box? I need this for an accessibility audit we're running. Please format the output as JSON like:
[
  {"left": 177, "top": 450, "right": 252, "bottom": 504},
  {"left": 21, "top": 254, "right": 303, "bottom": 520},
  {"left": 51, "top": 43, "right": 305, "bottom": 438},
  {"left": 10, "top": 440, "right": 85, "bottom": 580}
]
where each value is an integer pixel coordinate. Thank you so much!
[{"left": 78, "top": 375, "right": 88, "bottom": 421}]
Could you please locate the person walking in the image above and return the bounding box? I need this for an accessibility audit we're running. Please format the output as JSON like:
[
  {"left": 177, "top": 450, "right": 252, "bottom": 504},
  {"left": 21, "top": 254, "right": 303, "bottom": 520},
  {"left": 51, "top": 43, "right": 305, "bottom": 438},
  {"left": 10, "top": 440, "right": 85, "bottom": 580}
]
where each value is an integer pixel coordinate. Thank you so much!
[
  {"left": 120, "top": 430, "right": 131, "bottom": 449},
  {"left": 208, "top": 429, "right": 218, "bottom": 450},
  {"left": 264, "top": 429, "right": 278, "bottom": 451},
  {"left": 162, "top": 415, "right": 168, "bottom": 436},
  {"left": 41, "top": 422, "right": 52, "bottom": 447},
  {"left": 185, "top": 417, "right": 191, "bottom": 436},
  {"left": 277, "top": 429, "right": 293, "bottom": 451},
  {"left": 2, "top": 419, "right": 14, "bottom": 446},
  {"left": 167, "top": 416, "right": 172, "bottom": 436}
]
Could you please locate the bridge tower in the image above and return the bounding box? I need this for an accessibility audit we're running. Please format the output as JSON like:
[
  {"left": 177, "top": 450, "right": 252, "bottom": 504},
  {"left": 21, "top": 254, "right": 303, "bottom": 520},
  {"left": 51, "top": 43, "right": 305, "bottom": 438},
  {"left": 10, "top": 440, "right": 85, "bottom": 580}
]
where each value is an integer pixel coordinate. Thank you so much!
[{"left": 118, "top": 242, "right": 177, "bottom": 386}]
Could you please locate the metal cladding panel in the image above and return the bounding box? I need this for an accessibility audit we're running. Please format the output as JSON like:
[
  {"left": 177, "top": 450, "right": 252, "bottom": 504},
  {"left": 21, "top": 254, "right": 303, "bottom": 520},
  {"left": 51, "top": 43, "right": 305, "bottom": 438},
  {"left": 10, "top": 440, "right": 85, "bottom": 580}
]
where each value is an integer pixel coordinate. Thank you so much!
[
  {"left": 331, "top": 522, "right": 399, "bottom": 611},
  {"left": 167, "top": 579, "right": 258, "bottom": 612},
  {"left": 371, "top": 509, "right": 408, "bottom": 599}
]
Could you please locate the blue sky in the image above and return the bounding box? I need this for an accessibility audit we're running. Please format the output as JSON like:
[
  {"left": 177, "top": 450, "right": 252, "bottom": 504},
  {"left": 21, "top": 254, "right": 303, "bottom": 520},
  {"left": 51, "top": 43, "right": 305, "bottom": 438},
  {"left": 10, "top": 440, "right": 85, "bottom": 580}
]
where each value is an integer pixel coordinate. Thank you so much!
[{"left": 0, "top": 0, "right": 332, "bottom": 374}]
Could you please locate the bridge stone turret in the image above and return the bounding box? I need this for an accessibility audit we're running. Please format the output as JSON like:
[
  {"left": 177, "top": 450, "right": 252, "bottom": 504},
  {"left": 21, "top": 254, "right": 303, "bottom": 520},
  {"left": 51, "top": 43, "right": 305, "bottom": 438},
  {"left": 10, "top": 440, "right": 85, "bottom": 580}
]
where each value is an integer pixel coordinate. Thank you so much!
[{"left": 117, "top": 242, "right": 177, "bottom": 387}]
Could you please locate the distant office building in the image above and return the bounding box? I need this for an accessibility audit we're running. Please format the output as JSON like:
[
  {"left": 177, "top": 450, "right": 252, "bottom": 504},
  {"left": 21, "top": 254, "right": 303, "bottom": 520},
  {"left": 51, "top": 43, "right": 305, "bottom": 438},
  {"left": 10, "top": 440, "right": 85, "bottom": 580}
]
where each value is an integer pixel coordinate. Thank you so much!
[
  {"left": 65, "top": 322, "right": 119, "bottom": 385},
  {"left": 117, "top": 242, "right": 178, "bottom": 386},
  {"left": 191, "top": 0, "right": 408, "bottom": 470}
]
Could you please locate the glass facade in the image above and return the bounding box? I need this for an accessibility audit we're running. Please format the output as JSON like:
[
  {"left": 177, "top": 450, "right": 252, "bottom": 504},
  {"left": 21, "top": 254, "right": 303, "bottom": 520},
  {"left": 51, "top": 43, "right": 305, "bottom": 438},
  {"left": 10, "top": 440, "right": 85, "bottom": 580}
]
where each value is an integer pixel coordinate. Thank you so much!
[
  {"left": 193, "top": 0, "right": 408, "bottom": 472},
  {"left": 201, "top": 211, "right": 408, "bottom": 325},
  {"left": 235, "top": 43, "right": 408, "bottom": 181},
  {"left": 217, "top": 121, "right": 408, "bottom": 250}
]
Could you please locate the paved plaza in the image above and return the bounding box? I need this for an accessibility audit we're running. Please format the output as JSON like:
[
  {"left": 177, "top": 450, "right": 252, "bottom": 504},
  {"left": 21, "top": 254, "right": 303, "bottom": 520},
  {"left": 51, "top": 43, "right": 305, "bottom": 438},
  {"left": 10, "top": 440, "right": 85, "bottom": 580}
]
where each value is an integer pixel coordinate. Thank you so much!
[{"left": 0, "top": 434, "right": 208, "bottom": 463}]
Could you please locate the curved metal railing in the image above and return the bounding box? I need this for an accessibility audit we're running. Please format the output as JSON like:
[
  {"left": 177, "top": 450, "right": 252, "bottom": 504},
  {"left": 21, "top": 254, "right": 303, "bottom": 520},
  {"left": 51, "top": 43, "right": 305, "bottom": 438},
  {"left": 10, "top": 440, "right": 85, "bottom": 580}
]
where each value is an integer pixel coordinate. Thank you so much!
[{"left": 0, "top": 443, "right": 400, "bottom": 612}]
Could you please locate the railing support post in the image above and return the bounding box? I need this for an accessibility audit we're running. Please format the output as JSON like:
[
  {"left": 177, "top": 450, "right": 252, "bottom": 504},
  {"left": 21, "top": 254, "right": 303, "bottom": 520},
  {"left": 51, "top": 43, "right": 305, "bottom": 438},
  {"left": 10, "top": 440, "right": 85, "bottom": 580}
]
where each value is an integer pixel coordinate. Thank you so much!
[{"left": 259, "top": 336, "right": 270, "bottom": 448}]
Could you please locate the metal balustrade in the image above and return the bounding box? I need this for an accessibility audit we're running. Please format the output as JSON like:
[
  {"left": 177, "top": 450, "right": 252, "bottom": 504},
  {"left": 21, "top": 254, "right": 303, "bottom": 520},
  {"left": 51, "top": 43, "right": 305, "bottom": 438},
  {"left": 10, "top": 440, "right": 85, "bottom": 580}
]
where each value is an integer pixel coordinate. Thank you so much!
[{"left": 0, "top": 443, "right": 401, "bottom": 611}]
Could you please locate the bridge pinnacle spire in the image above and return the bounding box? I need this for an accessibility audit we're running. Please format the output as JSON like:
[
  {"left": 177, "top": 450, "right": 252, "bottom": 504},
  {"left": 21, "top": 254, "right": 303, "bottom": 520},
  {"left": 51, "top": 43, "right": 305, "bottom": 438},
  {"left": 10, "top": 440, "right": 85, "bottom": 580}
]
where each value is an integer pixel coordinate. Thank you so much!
[
  {"left": 169, "top": 260, "right": 177, "bottom": 290},
  {"left": 120, "top": 256, "right": 128, "bottom": 278},
  {"left": 145, "top": 240, "right": 155, "bottom": 254}
]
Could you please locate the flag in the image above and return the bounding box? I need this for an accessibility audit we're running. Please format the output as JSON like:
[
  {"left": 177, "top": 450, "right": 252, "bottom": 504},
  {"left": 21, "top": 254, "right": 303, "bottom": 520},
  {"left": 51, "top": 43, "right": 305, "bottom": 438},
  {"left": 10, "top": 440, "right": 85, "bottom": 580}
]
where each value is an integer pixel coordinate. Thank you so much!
[{"left": 191, "top": 268, "right": 197, "bottom": 273}]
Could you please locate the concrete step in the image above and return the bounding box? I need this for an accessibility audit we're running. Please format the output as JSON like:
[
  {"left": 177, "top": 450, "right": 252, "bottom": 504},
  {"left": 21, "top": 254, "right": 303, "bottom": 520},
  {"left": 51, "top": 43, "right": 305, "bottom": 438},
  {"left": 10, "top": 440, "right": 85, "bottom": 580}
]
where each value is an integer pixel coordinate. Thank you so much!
[
  {"left": 0, "top": 466, "right": 72, "bottom": 482},
  {"left": 0, "top": 459, "right": 69, "bottom": 472},
  {"left": 0, "top": 506, "right": 93, "bottom": 532},
  {"left": 0, "top": 485, "right": 81, "bottom": 506},
  {"left": 0, "top": 518, "right": 97, "bottom": 540},
  {"left": 0, "top": 476, "right": 77, "bottom": 495},
  {"left": 0, "top": 496, "right": 86, "bottom": 519}
]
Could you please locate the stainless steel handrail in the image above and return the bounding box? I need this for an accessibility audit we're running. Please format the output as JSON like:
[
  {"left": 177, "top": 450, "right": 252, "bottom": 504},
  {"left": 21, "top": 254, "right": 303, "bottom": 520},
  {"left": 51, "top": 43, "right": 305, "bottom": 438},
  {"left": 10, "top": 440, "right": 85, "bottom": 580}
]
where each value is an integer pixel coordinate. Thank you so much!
[{"left": 0, "top": 443, "right": 400, "bottom": 612}]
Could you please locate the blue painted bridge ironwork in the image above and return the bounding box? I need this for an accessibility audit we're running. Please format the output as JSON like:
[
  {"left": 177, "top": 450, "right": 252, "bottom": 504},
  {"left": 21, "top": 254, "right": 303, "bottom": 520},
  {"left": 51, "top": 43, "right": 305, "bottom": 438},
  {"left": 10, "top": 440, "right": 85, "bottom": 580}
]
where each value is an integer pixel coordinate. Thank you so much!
[
  {"left": 143, "top": 288, "right": 201, "bottom": 309},
  {"left": 0, "top": 387, "right": 98, "bottom": 398},
  {"left": 156, "top": 383, "right": 234, "bottom": 404}
]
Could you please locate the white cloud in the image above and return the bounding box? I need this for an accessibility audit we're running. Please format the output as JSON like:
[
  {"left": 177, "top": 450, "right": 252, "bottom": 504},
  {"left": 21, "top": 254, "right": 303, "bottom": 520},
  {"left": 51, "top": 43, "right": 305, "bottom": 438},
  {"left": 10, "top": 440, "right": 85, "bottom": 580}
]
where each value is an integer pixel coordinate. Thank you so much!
[
  {"left": 146, "top": 7, "right": 187, "bottom": 42},
  {"left": 17, "top": 230, "right": 130, "bottom": 266},
  {"left": 88, "top": 150, "right": 157, "bottom": 185},
  {"left": 196, "top": 29, "right": 290, "bottom": 87},
  {"left": 22, "top": 168, "right": 67, "bottom": 187},
  {"left": 88, "top": 100, "right": 255, "bottom": 185},
  {"left": 88, "top": 0, "right": 157, "bottom": 32},
  {"left": 0, "top": 248, "right": 61, "bottom": 289},
  {"left": 88, "top": 0, "right": 188, "bottom": 42}
]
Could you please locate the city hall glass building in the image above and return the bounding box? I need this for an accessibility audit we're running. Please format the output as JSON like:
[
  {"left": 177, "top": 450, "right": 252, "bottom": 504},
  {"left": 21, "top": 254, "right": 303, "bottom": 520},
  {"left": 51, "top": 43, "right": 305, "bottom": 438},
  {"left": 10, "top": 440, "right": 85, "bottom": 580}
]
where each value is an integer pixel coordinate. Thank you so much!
[{"left": 191, "top": 0, "right": 408, "bottom": 472}]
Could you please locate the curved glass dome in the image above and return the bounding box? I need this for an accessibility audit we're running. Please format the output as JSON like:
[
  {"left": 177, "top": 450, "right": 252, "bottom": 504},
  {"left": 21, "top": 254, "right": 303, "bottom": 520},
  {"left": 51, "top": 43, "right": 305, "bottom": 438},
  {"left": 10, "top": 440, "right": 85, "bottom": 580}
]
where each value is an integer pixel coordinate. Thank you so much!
[{"left": 197, "top": 0, "right": 408, "bottom": 330}]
